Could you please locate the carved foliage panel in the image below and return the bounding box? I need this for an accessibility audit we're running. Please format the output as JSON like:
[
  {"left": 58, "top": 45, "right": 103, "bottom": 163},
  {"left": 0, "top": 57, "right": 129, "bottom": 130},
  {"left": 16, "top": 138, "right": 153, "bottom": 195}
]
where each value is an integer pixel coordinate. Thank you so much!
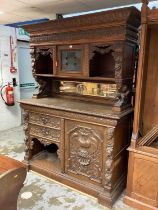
[
  {"left": 23, "top": 110, "right": 30, "bottom": 161},
  {"left": 104, "top": 127, "right": 115, "bottom": 189},
  {"left": 65, "top": 120, "right": 104, "bottom": 183}
]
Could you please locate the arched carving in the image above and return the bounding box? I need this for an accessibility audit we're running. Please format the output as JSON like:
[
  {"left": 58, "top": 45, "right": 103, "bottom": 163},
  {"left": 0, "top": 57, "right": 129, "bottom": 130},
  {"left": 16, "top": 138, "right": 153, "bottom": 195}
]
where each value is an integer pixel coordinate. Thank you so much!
[{"left": 30, "top": 47, "right": 53, "bottom": 98}]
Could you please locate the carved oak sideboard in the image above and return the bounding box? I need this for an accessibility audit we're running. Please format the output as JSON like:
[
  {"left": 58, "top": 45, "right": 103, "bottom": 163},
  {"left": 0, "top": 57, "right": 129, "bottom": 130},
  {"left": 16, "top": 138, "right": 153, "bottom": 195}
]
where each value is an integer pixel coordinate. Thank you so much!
[
  {"left": 20, "top": 98, "right": 132, "bottom": 207},
  {"left": 20, "top": 7, "right": 140, "bottom": 207}
]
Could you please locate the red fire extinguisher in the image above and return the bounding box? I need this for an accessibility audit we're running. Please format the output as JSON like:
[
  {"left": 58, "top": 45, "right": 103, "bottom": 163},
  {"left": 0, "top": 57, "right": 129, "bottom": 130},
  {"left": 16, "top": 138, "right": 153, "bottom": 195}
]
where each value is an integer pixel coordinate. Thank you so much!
[{"left": 1, "top": 83, "right": 15, "bottom": 106}]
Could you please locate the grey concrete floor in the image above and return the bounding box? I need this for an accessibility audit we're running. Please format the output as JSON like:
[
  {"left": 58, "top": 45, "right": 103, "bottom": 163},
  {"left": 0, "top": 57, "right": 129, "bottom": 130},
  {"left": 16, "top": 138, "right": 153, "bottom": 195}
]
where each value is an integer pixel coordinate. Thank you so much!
[{"left": 0, "top": 126, "right": 136, "bottom": 210}]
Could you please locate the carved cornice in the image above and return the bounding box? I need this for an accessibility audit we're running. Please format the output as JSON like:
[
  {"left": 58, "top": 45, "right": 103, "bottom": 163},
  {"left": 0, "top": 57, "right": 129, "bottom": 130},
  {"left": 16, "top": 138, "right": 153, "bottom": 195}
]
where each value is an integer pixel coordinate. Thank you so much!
[
  {"left": 30, "top": 26, "right": 127, "bottom": 44},
  {"left": 24, "top": 7, "right": 140, "bottom": 35}
]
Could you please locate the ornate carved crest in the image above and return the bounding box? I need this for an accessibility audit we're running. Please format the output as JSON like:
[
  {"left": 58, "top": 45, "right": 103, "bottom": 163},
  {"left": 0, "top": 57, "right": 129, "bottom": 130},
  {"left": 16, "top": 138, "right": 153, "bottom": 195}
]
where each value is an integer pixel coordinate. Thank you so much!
[{"left": 67, "top": 126, "right": 103, "bottom": 182}]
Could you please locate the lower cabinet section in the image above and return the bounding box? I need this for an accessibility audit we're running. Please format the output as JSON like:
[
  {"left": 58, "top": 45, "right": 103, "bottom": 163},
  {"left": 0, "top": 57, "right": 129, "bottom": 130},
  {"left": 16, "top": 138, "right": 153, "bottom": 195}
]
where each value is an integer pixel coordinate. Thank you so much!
[{"left": 22, "top": 106, "right": 132, "bottom": 208}]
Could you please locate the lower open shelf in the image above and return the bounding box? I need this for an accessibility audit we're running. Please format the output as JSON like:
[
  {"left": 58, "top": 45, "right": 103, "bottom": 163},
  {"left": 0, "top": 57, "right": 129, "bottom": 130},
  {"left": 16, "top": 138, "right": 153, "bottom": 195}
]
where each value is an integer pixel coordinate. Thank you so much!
[{"left": 31, "top": 150, "right": 61, "bottom": 172}]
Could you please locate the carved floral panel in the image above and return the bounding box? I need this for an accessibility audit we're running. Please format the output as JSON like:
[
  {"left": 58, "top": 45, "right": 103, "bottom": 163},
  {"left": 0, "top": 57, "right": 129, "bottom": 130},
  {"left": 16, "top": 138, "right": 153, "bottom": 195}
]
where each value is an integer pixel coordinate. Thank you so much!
[{"left": 66, "top": 121, "right": 104, "bottom": 183}]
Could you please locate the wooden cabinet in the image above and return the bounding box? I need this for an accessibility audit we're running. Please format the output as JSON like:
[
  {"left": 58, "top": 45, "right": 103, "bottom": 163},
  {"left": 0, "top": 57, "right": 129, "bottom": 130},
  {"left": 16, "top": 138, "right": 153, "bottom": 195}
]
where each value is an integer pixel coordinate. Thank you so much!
[{"left": 20, "top": 6, "right": 140, "bottom": 208}]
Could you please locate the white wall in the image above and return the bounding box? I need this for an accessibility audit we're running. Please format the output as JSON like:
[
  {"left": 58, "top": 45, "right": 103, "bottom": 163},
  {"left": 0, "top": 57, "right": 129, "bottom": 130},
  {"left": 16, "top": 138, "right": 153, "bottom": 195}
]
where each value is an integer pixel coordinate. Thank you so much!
[
  {"left": 18, "top": 41, "right": 36, "bottom": 101},
  {"left": 0, "top": 25, "right": 21, "bottom": 131}
]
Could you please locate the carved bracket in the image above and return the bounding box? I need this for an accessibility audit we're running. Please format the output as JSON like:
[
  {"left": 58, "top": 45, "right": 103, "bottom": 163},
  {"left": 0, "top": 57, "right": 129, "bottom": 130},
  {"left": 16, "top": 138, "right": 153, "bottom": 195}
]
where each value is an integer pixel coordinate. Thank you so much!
[
  {"left": 33, "top": 78, "right": 51, "bottom": 98},
  {"left": 114, "top": 85, "right": 130, "bottom": 107}
]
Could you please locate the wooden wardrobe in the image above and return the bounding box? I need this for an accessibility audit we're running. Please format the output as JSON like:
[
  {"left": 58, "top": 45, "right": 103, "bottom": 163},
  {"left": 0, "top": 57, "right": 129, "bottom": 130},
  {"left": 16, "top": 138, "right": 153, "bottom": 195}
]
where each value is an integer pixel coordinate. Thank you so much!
[{"left": 124, "top": 1, "right": 158, "bottom": 210}]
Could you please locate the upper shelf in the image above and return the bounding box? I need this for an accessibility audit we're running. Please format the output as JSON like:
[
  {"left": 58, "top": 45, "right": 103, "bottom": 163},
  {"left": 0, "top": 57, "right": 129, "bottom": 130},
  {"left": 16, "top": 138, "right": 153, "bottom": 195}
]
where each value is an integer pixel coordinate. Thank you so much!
[{"left": 33, "top": 74, "right": 116, "bottom": 82}]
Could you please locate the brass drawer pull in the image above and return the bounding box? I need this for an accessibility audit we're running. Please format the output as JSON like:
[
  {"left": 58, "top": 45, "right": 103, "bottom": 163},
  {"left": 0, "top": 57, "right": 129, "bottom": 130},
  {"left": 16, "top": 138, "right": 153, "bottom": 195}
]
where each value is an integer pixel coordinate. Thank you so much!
[
  {"left": 42, "top": 128, "right": 49, "bottom": 135},
  {"left": 41, "top": 117, "right": 48, "bottom": 124}
]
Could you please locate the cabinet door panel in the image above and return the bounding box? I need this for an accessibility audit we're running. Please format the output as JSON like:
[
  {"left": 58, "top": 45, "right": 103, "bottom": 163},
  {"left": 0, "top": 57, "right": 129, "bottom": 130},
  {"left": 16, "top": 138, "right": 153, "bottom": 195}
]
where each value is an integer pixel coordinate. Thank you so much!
[{"left": 65, "top": 120, "right": 105, "bottom": 185}]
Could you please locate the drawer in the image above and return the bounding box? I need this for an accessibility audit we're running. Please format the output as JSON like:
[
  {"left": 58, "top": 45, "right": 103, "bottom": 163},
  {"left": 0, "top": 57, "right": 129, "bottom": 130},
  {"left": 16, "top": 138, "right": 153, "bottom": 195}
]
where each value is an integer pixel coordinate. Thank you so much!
[
  {"left": 30, "top": 124, "right": 61, "bottom": 143},
  {"left": 29, "top": 112, "right": 61, "bottom": 129}
]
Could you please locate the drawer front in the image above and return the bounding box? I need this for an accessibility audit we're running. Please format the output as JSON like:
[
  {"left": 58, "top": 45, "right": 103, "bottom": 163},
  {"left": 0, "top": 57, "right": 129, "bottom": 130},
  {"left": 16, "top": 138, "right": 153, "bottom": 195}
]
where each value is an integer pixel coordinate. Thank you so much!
[
  {"left": 30, "top": 124, "right": 60, "bottom": 143},
  {"left": 29, "top": 112, "right": 61, "bottom": 129}
]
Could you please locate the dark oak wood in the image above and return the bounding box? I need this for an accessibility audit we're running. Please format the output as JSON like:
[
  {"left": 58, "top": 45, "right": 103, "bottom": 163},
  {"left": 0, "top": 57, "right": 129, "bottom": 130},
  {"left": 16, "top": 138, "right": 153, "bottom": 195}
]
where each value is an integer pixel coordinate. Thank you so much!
[
  {"left": 124, "top": 1, "right": 158, "bottom": 210},
  {"left": 20, "top": 7, "right": 140, "bottom": 208},
  {"left": 0, "top": 155, "right": 26, "bottom": 210}
]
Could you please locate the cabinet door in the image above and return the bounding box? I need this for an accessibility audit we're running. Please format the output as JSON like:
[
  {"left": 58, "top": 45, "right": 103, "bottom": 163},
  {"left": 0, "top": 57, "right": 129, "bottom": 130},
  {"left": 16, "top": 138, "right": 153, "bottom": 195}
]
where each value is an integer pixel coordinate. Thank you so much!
[{"left": 65, "top": 120, "right": 105, "bottom": 185}]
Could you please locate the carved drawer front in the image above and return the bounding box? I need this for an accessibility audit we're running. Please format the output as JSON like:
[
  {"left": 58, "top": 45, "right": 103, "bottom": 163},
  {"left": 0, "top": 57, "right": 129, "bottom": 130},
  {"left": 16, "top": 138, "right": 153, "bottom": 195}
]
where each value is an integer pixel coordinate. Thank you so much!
[
  {"left": 30, "top": 124, "right": 60, "bottom": 143},
  {"left": 65, "top": 120, "right": 105, "bottom": 185},
  {"left": 29, "top": 112, "right": 61, "bottom": 129}
]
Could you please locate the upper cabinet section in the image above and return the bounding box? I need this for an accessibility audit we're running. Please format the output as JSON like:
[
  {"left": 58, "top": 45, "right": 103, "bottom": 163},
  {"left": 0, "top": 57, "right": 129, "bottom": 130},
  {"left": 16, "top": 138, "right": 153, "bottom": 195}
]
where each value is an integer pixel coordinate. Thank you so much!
[
  {"left": 24, "top": 7, "right": 140, "bottom": 110},
  {"left": 23, "top": 7, "right": 140, "bottom": 45}
]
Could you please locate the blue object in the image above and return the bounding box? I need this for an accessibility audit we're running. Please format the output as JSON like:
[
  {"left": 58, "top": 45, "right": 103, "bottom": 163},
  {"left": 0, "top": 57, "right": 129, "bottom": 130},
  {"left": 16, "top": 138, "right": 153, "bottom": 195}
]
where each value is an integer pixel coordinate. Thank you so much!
[{"left": 5, "top": 18, "right": 49, "bottom": 28}]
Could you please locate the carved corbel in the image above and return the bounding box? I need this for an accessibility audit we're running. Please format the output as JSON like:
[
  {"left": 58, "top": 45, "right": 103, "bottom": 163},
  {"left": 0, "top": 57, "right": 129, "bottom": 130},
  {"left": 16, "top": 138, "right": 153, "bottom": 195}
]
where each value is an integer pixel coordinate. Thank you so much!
[
  {"left": 114, "top": 85, "right": 130, "bottom": 107},
  {"left": 33, "top": 78, "right": 51, "bottom": 98}
]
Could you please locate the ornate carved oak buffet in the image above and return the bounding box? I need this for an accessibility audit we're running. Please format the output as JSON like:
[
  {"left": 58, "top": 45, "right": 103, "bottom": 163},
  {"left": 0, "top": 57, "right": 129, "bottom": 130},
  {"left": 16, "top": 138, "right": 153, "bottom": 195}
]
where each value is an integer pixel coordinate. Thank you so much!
[
  {"left": 124, "top": 1, "right": 158, "bottom": 210},
  {"left": 20, "top": 7, "right": 140, "bottom": 207}
]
